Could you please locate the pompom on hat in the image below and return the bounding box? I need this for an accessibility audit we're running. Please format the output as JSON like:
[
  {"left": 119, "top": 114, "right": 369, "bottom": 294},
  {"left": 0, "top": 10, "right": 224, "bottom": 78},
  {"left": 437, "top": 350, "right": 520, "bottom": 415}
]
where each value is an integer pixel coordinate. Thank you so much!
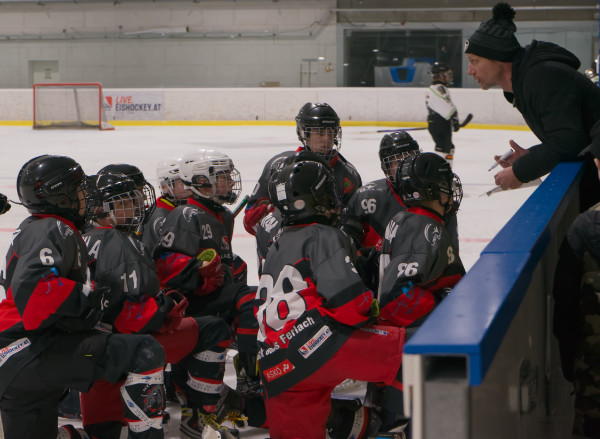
[{"left": 464, "top": 3, "right": 521, "bottom": 62}]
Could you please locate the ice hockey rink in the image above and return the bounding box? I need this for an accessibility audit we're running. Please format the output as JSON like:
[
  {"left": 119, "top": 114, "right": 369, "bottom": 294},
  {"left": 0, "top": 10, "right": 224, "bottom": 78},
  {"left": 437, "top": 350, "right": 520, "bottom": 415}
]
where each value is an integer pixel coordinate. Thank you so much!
[{"left": 0, "top": 124, "right": 542, "bottom": 438}]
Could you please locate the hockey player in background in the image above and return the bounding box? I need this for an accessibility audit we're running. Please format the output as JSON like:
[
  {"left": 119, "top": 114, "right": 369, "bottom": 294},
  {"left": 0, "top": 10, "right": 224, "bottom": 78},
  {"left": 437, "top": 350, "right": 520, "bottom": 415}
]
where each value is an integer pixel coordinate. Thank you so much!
[
  {"left": 376, "top": 152, "right": 466, "bottom": 432},
  {"left": 243, "top": 102, "right": 362, "bottom": 238},
  {"left": 256, "top": 158, "right": 406, "bottom": 439},
  {"left": 426, "top": 62, "right": 460, "bottom": 162},
  {"left": 81, "top": 172, "right": 236, "bottom": 439},
  {"left": 142, "top": 157, "right": 191, "bottom": 253},
  {"left": 153, "top": 149, "right": 266, "bottom": 432},
  {"left": 0, "top": 155, "right": 167, "bottom": 439}
]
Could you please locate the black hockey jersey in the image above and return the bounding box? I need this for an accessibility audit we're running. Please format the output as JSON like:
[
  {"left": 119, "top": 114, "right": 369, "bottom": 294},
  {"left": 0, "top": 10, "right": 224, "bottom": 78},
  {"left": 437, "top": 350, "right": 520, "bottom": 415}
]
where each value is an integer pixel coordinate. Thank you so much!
[
  {"left": 142, "top": 196, "right": 177, "bottom": 253},
  {"left": 0, "top": 215, "right": 93, "bottom": 342},
  {"left": 345, "top": 178, "right": 460, "bottom": 251},
  {"left": 246, "top": 147, "right": 362, "bottom": 209},
  {"left": 379, "top": 207, "right": 465, "bottom": 328},
  {"left": 154, "top": 197, "right": 235, "bottom": 295},
  {"left": 256, "top": 223, "right": 375, "bottom": 397},
  {"left": 84, "top": 226, "right": 168, "bottom": 334}
]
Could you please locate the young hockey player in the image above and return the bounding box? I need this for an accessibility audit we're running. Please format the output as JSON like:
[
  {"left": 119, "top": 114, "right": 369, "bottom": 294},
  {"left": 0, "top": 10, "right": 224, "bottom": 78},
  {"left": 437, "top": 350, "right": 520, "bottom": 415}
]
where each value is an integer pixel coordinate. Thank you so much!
[
  {"left": 243, "top": 102, "right": 362, "bottom": 236},
  {"left": 342, "top": 131, "right": 422, "bottom": 251},
  {"left": 142, "top": 157, "right": 191, "bottom": 252},
  {"left": 153, "top": 149, "right": 265, "bottom": 431},
  {"left": 257, "top": 158, "right": 405, "bottom": 439},
  {"left": 81, "top": 172, "right": 236, "bottom": 439},
  {"left": 98, "top": 163, "right": 156, "bottom": 240},
  {"left": 426, "top": 62, "right": 460, "bottom": 161},
  {"left": 0, "top": 155, "right": 166, "bottom": 439},
  {"left": 376, "top": 152, "right": 466, "bottom": 431}
]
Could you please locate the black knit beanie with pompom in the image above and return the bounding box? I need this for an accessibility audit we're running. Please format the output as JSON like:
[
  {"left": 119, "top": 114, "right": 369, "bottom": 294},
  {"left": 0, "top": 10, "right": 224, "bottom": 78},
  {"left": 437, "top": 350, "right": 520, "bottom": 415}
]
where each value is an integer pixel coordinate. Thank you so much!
[{"left": 464, "top": 3, "right": 521, "bottom": 61}]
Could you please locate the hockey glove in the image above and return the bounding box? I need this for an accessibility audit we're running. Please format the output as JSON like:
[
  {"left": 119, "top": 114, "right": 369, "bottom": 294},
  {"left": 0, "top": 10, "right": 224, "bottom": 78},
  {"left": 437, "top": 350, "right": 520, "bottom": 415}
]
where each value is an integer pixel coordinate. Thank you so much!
[
  {"left": 355, "top": 247, "right": 380, "bottom": 292},
  {"left": 451, "top": 114, "right": 460, "bottom": 132},
  {"left": 157, "top": 290, "right": 189, "bottom": 334},
  {"left": 88, "top": 285, "right": 116, "bottom": 312},
  {"left": 196, "top": 248, "right": 224, "bottom": 295},
  {"left": 0, "top": 193, "right": 10, "bottom": 215},
  {"left": 243, "top": 200, "right": 272, "bottom": 235}
]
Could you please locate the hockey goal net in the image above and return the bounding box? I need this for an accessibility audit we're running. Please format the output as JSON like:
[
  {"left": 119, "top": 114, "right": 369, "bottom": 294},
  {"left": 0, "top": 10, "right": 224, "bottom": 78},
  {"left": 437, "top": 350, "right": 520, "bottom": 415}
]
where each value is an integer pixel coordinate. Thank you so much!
[{"left": 33, "top": 82, "right": 114, "bottom": 130}]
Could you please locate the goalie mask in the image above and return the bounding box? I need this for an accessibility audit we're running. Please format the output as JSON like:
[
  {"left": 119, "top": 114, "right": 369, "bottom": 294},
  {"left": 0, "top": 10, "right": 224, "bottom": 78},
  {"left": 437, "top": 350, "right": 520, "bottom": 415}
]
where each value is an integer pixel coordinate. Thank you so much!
[
  {"left": 98, "top": 163, "right": 156, "bottom": 223},
  {"left": 394, "top": 152, "right": 462, "bottom": 218},
  {"left": 379, "top": 131, "right": 421, "bottom": 185},
  {"left": 430, "top": 62, "right": 453, "bottom": 85},
  {"left": 295, "top": 102, "right": 342, "bottom": 160},
  {"left": 17, "top": 154, "right": 94, "bottom": 230},
  {"left": 179, "top": 149, "right": 242, "bottom": 205},
  {"left": 94, "top": 173, "right": 145, "bottom": 233},
  {"left": 268, "top": 159, "right": 342, "bottom": 225}
]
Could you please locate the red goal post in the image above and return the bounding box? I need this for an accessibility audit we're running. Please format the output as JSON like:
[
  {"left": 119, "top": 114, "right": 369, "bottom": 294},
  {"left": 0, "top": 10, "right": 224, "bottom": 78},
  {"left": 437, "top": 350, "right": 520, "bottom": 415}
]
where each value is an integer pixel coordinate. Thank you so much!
[{"left": 33, "top": 82, "right": 114, "bottom": 130}]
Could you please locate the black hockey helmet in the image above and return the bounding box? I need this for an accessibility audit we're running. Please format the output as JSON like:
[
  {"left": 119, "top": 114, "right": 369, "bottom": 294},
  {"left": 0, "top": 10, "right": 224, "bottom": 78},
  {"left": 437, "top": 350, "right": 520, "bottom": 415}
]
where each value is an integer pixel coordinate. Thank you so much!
[
  {"left": 268, "top": 159, "right": 342, "bottom": 225},
  {"left": 430, "top": 62, "right": 453, "bottom": 84},
  {"left": 98, "top": 163, "right": 156, "bottom": 223},
  {"left": 394, "top": 152, "right": 462, "bottom": 218},
  {"left": 17, "top": 154, "right": 93, "bottom": 229},
  {"left": 379, "top": 131, "right": 421, "bottom": 184},
  {"left": 93, "top": 173, "right": 145, "bottom": 233},
  {"left": 295, "top": 102, "right": 342, "bottom": 157}
]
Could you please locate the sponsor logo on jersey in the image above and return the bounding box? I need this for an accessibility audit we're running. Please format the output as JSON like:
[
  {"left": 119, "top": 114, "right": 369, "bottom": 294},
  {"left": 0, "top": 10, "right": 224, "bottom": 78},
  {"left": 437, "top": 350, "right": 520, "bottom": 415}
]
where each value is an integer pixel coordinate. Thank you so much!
[
  {"left": 57, "top": 221, "right": 74, "bottom": 238},
  {"left": 153, "top": 217, "right": 166, "bottom": 235},
  {"left": 298, "top": 325, "right": 332, "bottom": 358},
  {"left": 263, "top": 359, "right": 295, "bottom": 382},
  {"left": 278, "top": 316, "right": 315, "bottom": 345},
  {"left": 128, "top": 235, "right": 145, "bottom": 255},
  {"left": 360, "top": 327, "right": 389, "bottom": 336},
  {"left": 424, "top": 223, "right": 441, "bottom": 246},
  {"left": 0, "top": 337, "right": 31, "bottom": 368}
]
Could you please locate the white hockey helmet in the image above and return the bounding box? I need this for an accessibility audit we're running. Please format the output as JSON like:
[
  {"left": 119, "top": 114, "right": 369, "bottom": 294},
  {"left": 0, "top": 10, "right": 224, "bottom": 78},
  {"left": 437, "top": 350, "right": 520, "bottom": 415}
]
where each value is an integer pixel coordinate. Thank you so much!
[
  {"left": 156, "top": 157, "right": 182, "bottom": 198},
  {"left": 180, "top": 149, "right": 242, "bottom": 204}
]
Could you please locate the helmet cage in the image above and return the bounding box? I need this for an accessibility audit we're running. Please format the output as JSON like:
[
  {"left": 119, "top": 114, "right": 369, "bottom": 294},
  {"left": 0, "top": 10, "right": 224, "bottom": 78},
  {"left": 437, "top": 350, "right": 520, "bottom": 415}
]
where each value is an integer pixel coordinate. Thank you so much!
[
  {"left": 381, "top": 150, "right": 420, "bottom": 185},
  {"left": 92, "top": 174, "right": 145, "bottom": 233},
  {"left": 295, "top": 103, "right": 342, "bottom": 158},
  {"left": 181, "top": 152, "right": 242, "bottom": 205}
]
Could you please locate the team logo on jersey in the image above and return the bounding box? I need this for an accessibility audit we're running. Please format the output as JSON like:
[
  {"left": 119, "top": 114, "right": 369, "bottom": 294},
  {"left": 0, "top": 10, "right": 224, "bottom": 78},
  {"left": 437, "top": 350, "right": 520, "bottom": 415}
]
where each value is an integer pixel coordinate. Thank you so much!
[
  {"left": 384, "top": 220, "right": 398, "bottom": 242},
  {"left": 298, "top": 325, "right": 332, "bottom": 358},
  {"left": 343, "top": 177, "right": 355, "bottom": 194},
  {"left": 182, "top": 207, "right": 199, "bottom": 222},
  {"left": 424, "top": 223, "right": 442, "bottom": 246},
  {"left": 153, "top": 217, "right": 166, "bottom": 235},
  {"left": 263, "top": 359, "right": 295, "bottom": 382},
  {"left": 57, "top": 221, "right": 74, "bottom": 238},
  {"left": 128, "top": 235, "right": 145, "bottom": 255}
]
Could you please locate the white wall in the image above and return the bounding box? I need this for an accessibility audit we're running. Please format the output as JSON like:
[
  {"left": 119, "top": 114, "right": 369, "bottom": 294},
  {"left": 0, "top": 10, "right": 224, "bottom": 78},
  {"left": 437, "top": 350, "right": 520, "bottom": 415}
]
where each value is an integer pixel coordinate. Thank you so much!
[
  {"left": 0, "top": 0, "right": 338, "bottom": 88},
  {"left": 2, "top": 86, "right": 526, "bottom": 125}
]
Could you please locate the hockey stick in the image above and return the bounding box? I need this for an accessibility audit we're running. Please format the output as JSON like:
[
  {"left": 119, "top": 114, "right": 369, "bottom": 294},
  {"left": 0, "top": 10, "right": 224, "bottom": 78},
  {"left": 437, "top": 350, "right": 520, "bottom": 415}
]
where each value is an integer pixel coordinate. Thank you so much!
[
  {"left": 359, "top": 127, "right": 427, "bottom": 134},
  {"left": 232, "top": 195, "right": 249, "bottom": 218},
  {"left": 459, "top": 113, "right": 473, "bottom": 128}
]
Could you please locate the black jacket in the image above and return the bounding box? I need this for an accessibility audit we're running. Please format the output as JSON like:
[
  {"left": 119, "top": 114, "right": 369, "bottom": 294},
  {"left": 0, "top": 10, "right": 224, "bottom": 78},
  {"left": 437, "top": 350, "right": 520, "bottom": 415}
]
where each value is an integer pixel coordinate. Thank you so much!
[{"left": 505, "top": 40, "right": 600, "bottom": 182}]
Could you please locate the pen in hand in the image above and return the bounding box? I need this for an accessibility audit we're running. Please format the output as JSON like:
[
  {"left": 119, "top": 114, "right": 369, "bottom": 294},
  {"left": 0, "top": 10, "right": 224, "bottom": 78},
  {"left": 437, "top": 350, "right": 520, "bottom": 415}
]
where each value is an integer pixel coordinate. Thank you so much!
[{"left": 488, "top": 149, "right": 514, "bottom": 171}]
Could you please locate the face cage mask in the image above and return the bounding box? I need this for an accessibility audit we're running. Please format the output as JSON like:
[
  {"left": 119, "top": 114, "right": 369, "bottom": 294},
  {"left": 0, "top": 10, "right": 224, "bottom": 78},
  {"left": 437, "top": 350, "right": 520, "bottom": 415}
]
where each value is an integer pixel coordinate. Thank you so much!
[
  {"left": 141, "top": 182, "right": 156, "bottom": 222},
  {"left": 301, "top": 126, "right": 342, "bottom": 158},
  {"left": 102, "top": 189, "right": 145, "bottom": 233},
  {"left": 440, "top": 174, "right": 463, "bottom": 219},
  {"left": 381, "top": 150, "right": 420, "bottom": 184},
  {"left": 190, "top": 168, "right": 242, "bottom": 205}
]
